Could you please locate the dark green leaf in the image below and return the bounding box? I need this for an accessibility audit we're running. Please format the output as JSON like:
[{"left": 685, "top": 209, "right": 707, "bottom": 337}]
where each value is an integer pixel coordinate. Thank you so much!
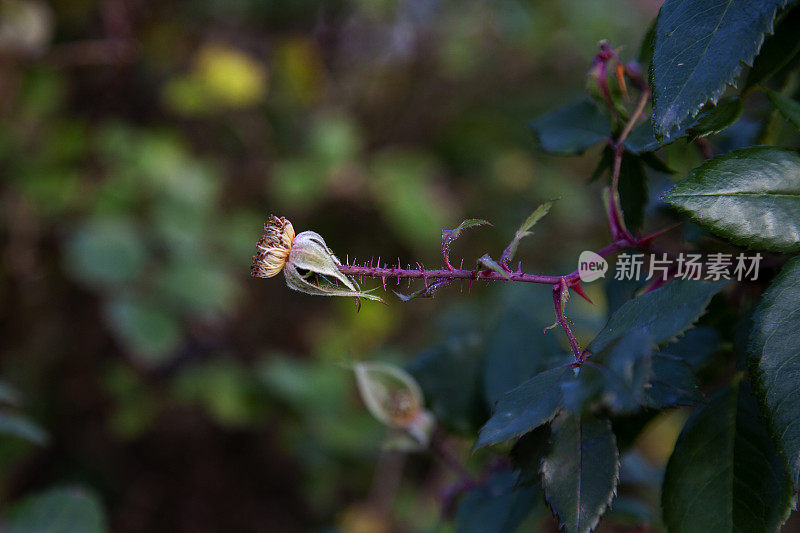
[
  {"left": 749, "top": 257, "right": 800, "bottom": 487},
  {"left": 618, "top": 154, "right": 648, "bottom": 230},
  {"left": 589, "top": 280, "right": 728, "bottom": 354},
  {"left": 4, "top": 486, "right": 107, "bottom": 533},
  {"left": 560, "top": 364, "right": 605, "bottom": 416},
  {"left": 442, "top": 219, "right": 491, "bottom": 269},
  {"left": 455, "top": 470, "right": 539, "bottom": 533},
  {"left": 541, "top": 413, "right": 619, "bottom": 533},
  {"left": 664, "top": 146, "right": 800, "bottom": 252},
  {"left": 500, "top": 201, "right": 554, "bottom": 265},
  {"left": 511, "top": 425, "right": 550, "bottom": 488},
  {"left": 622, "top": 122, "right": 663, "bottom": 153},
  {"left": 643, "top": 354, "right": 701, "bottom": 408},
  {"left": 602, "top": 330, "right": 654, "bottom": 413},
  {"left": 687, "top": 98, "right": 743, "bottom": 140},
  {"left": 476, "top": 366, "right": 571, "bottom": 448},
  {"left": 604, "top": 275, "right": 645, "bottom": 317},
  {"left": 764, "top": 88, "right": 800, "bottom": 129},
  {"left": 661, "top": 326, "right": 720, "bottom": 369},
  {"left": 652, "top": 0, "right": 789, "bottom": 137},
  {"left": 483, "top": 289, "right": 567, "bottom": 404},
  {"left": 408, "top": 335, "right": 487, "bottom": 435},
  {"left": 662, "top": 379, "right": 793, "bottom": 532},
  {"left": 0, "top": 413, "right": 48, "bottom": 446},
  {"left": 745, "top": 6, "right": 800, "bottom": 90},
  {"left": 623, "top": 120, "right": 690, "bottom": 153},
  {"left": 528, "top": 99, "right": 609, "bottom": 155}
]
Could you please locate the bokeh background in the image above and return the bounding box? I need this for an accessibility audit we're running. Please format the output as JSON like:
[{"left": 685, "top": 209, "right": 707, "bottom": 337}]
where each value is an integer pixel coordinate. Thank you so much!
[{"left": 0, "top": 0, "right": 717, "bottom": 531}]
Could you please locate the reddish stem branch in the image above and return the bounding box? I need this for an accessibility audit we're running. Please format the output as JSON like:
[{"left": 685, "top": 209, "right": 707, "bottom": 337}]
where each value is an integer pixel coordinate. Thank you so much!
[
  {"left": 553, "top": 281, "right": 583, "bottom": 363},
  {"left": 606, "top": 87, "right": 652, "bottom": 242},
  {"left": 338, "top": 62, "right": 656, "bottom": 366}
]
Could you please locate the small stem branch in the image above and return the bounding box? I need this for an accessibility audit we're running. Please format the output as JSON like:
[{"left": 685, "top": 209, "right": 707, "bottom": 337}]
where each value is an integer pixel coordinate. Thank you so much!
[
  {"left": 618, "top": 88, "right": 650, "bottom": 145},
  {"left": 338, "top": 264, "right": 566, "bottom": 285},
  {"left": 554, "top": 281, "right": 583, "bottom": 364},
  {"left": 606, "top": 87, "right": 651, "bottom": 242},
  {"left": 338, "top": 237, "right": 640, "bottom": 289}
]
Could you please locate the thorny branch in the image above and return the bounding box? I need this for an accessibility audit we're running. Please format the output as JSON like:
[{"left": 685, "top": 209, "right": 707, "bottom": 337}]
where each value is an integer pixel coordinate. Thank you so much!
[{"left": 337, "top": 54, "right": 658, "bottom": 365}]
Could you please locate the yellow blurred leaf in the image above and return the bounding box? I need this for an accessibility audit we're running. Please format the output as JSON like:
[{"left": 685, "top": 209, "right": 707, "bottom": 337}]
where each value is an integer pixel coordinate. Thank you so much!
[{"left": 162, "top": 43, "right": 268, "bottom": 115}]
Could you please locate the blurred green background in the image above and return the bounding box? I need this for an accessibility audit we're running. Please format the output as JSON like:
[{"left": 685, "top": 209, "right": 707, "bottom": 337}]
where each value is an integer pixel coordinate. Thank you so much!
[{"left": 0, "top": 0, "right": 672, "bottom": 531}]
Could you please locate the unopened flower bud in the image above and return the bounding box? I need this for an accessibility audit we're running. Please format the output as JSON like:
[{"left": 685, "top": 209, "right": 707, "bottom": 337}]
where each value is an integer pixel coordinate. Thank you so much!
[{"left": 353, "top": 362, "right": 435, "bottom": 450}]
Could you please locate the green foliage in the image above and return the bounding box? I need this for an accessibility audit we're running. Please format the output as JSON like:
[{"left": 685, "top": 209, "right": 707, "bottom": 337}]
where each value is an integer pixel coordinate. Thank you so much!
[
  {"left": 64, "top": 219, "right": 148, "bottom": 288},
  {"left": 765, "top": 88, "right": 800, "bottom": 129},
  {"left": 0, "top": 379, "right": 47, "bottom": 446},
  {"left": 477, "top": 254, "right": 510, "bottom": 279},
  {"left": 0, "top": 414, "right": 47, "bottom": 446},
  {"left": 588, "top": 280, "right": 727, "bottom": 354},
  {"left": 409, "top": 334, "right": 488, "bottom": 435},
  {"left": 749, "top": 257, "right": 800, "bottom": 486},
  {"left": 662, "top": 379, "right": 794, "bottom": 532},
  {"left": 601, "top": 330, "right": 655, "bottom": 413},
  {"left": 482, "top": 290, "right": 566, "bottom": 404},
  {"left": 442, "top": 219, "right": 491, "bottom": 268},
  {"left": 528, "top": 99, "right": 609, "bottom": 154},
  {"left": 644, "top": 354, "right": 702, "bottom": 409},
  {"left": 476, "top": 366, "right": 572, "bottom": 448},
  {"left": 3, "top": 487, "right": 106, "bottom": 533},
  {"left": 500, "top": 201, "right": 554, "bottom": 265},
  {"left": 664, "top": 147, "right": 800, "bottom": 252},
  {"left": 455, "top": 471, "right": 540, "bottom": 533},
  {"left": 651, "top": 0, "right": 790, "bottom": 137},
  {"left": 540, "top": 413, "right": 619, "bottom": 533},
  {"left": 686, "top": 98, "right": 744, "bottom": 140}
]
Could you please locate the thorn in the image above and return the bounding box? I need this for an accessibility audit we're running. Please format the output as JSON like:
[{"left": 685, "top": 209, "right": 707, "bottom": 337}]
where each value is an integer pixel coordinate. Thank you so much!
[
  {"left": 381, "top": 276, "right": 387, "bottom": 290},
  {"left": 517, "top": 261, "right": 522, "bottom": 274},
  {"left": 637, "top": 223, "right": 681, "bottom": 247},
  {"left": 569, "top": 281, "right": 594, "bottom": 304},
  {"left": 346, "top": 254, "right": 349, "bottom": 265},
  {"left": 459, "top": 258, "right": 464, "bottom": 271},
  {"left": 377, "top": 256, "right": 381, "bottom": 270},
  {"left": 418, "top": 263, "right": 428, "bottom": 288},
  {"left": 369, "top": 257, "right": 373, "bottom": 268},
  {"left": 468, "top": 279, "right": 475, "bottom": 293}
]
